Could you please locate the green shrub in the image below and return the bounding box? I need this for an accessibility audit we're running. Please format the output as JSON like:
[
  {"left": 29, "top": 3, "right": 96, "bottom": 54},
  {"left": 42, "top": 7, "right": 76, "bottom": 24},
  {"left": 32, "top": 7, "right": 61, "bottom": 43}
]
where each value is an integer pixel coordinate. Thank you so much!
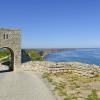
[
  {"left": 87, "top": 89, "right": 100, "bottom": 100},
  {"left": 63, "top": 96, "right": 71, "bottom": 100},
  {"left": 0, "top": 50, "right": 10, "bottom": 58},
  {"left": 28, "top": 50, "right": 43, "bottom": 61}
]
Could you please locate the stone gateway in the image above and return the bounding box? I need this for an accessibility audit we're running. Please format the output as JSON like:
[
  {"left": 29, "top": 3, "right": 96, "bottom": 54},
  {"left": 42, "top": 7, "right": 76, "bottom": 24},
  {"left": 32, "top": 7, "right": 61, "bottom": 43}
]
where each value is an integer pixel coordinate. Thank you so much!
[{"left": 0, "top": 29, "right": 21, "bottom": 71}]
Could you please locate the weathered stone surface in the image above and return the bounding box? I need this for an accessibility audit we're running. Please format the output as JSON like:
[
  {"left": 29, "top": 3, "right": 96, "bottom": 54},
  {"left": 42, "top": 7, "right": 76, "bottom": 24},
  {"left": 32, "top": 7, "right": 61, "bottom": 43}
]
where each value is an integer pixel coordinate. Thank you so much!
[
  {"left": 21, "top": 61, "right": 100, "bottom": 78},
  {"left": 0, "top": 28, "right": 21, "bottom": 71}
]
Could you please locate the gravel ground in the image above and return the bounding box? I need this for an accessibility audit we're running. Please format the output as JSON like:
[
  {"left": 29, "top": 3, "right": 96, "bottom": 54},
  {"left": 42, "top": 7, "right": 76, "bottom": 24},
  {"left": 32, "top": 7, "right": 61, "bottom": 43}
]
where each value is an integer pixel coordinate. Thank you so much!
[{"left": 0, "top": 71, "right": 56, "bottom": 100}]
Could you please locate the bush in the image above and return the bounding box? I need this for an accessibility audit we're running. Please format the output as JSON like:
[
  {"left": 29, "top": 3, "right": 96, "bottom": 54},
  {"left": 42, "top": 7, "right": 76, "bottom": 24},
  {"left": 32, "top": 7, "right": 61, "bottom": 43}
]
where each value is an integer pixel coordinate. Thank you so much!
[
  {"left": 0, "top": 50, "right": 10, "bottom": 58},
  {"left": 28, "top": 50, "right": 43, "bottom": 61},
  {"left": 87, "top": 89, "right": 100, "bottom": 100}
]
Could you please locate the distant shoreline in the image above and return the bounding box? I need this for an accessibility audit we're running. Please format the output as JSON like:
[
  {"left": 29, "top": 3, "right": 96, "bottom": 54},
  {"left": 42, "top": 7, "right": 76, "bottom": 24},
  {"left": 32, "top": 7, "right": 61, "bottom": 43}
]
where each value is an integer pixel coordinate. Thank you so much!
[
  {"left": 41, "top": 48, "right": 77, "bottom": 60},
  {"left": 22, "top": 48, "right": 78, "bottom": 60},
  {"left": 44, "top": 48, "right": 100, "bottom": 66}
]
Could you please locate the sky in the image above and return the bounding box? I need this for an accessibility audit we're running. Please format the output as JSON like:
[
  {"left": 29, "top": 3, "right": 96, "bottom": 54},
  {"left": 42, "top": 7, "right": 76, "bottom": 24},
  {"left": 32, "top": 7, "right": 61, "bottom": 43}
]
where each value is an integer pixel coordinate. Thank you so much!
[{"left": 0, "top": 0, "right": 100, "bottom": 48}]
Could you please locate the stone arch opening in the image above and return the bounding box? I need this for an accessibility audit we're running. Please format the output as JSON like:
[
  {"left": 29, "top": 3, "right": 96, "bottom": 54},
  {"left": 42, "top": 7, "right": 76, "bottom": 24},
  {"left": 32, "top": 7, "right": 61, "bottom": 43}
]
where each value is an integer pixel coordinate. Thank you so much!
[
  {"left": 0, "top": 29, "right": 21, "bottom": 71},
  {"left": 0, "top": 47, "right": 14, "bottom": 72}
]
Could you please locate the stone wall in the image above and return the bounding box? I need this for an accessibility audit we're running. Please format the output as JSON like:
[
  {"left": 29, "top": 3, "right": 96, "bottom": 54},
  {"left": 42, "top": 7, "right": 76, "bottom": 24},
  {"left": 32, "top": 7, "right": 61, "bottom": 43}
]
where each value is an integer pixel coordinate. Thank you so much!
[
  {"left": 0, "top": 28, "right": 21, "bottom": 71},
  {"left": 21, "top": 61, "right": 100, "bottom": 78}
]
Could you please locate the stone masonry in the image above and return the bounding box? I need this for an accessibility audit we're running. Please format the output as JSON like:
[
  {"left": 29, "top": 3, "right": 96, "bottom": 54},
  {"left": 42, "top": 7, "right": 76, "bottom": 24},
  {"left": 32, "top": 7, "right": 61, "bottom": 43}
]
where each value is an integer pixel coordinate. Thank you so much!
[{"left": 0, "top": 28, "right": 21, "bottom": 71}]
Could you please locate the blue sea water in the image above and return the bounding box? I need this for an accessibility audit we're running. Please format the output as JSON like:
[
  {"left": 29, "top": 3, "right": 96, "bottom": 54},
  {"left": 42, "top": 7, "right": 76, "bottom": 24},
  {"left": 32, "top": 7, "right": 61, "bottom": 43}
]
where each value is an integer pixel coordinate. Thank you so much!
[{"left": 45, "top": 48, "right": 100, "bottom": 66}]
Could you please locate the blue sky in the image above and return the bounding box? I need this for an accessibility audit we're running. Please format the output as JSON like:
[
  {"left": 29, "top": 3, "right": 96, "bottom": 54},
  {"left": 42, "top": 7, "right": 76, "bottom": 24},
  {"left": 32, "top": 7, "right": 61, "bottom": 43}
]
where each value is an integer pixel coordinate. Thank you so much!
[{"left": 0, "top": 0, "right": 100, "bottom": 48}]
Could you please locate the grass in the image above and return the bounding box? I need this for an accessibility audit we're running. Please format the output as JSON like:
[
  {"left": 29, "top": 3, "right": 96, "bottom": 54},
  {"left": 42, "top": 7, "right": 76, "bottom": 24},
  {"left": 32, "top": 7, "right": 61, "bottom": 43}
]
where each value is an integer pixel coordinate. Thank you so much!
[
  {"left": 54, "top": 82, "right": 66, "bottom": 96},
  {"left": 28, "top": 50, "right": 44, "bottom": 61},
  {"left": 0, "top": 50, "right": 10, "bottom": 58},
  {"left": 42, "top": 72, "right": 53, "bottom": 82},
  {"left": 42, "top": 72, "right": 100, "bottom": 100},
  {"left": 63, "top": 96, "right": 71, "bottom": 100},
  {"left": 87, "top": 89, "right": 100, "bottom": 100}
]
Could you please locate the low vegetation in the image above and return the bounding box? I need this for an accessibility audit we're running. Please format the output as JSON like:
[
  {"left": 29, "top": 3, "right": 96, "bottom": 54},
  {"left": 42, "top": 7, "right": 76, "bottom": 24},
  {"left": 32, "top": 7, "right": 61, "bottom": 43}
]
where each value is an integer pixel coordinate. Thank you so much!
[
  {"left": 87, "top": 89, "right": 100, "bottom": 100},
  {"left": 27, "top": 50, "right": 44, "bottom": 61},
  {"left": 42, "top": 71, "right": 100, "bottom": 100},
  {"left": 0, "top": 50, "right": 10, "bottom": 58}
]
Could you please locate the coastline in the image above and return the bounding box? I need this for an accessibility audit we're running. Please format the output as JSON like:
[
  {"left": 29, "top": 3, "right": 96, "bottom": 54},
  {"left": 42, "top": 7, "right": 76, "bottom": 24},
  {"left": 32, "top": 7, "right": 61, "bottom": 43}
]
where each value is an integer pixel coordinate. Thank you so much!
[
  {"left": 42, "top": 48, "right": 77, "bottom": 60},
  {"left": 43, "top": 48, "right": 100, "bottom": 66}
]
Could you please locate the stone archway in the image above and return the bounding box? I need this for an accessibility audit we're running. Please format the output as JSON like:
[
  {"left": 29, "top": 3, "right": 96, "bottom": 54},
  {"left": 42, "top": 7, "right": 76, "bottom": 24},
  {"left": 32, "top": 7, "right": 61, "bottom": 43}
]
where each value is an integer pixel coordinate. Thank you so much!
[
  {"left": 0, "top": 29, "right": 21, "bottom": 71},
  {"left": 0, "top": 47, "right": 14, "bottom": 71}
]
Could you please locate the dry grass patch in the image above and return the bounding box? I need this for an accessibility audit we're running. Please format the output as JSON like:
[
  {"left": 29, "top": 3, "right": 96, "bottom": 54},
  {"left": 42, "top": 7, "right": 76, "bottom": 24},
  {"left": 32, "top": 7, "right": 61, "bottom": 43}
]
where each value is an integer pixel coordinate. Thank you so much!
[{"left": 42, "top": 71, "right": 100, "bottom": 100}]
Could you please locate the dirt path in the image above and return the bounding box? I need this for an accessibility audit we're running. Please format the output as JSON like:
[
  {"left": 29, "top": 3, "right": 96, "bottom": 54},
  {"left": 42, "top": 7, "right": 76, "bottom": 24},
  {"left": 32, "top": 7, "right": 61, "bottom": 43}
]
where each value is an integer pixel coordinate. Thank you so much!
[{"left": 0, "top": 72, "right": 56, "bottom": 100}]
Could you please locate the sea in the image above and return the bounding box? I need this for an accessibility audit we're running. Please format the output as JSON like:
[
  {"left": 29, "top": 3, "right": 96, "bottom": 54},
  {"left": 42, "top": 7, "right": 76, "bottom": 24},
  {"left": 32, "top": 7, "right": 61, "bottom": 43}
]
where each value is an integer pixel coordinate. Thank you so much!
[{"left": 45, "top": 48, "right": 100, "bottom": 66}]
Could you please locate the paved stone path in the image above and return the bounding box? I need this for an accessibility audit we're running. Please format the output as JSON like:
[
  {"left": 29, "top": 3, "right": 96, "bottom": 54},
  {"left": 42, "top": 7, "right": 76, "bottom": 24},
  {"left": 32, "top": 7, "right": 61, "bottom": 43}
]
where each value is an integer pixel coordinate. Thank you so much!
[{"left": 0, "top": 72, "right": 56, "bottom": 100}]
